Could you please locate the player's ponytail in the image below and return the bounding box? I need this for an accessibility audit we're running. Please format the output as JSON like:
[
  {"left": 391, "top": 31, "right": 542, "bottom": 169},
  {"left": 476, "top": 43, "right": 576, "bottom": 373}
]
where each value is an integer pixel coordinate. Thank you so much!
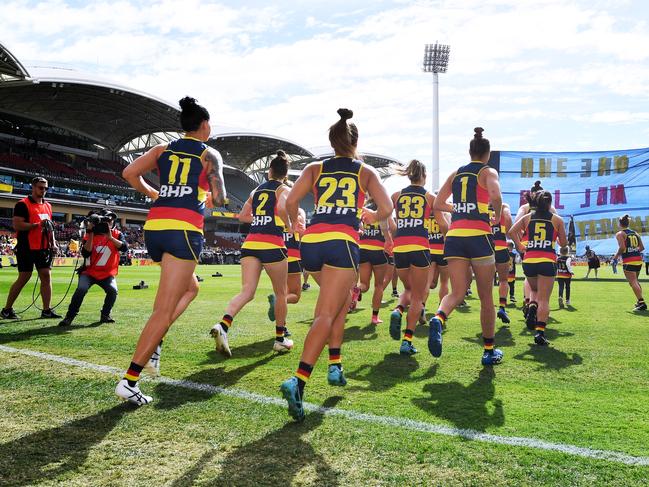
[
  {"left": 619, "top": 214, "right": 630, "bottom": 228},
  {"left": 329, "top": 108, "right": 359, "bottom": 158},
  {"left": 179, "top": 96, "right": 210, "bottom": 132},
  {"left": 269, "top": 150, "right": 290, "bottom": 180},
  {"left": 533, "top": 190, "right": 552, "bottom": 212},
  {"left": 396, "top": 159, "right": 426, "bottom": 184}
]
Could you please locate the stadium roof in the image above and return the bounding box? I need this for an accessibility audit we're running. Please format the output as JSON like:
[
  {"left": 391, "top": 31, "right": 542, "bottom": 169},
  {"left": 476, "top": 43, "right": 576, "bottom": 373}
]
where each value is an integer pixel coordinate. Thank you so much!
[{"left": 0, "top": 43, "right": 181, "bottom": 152}]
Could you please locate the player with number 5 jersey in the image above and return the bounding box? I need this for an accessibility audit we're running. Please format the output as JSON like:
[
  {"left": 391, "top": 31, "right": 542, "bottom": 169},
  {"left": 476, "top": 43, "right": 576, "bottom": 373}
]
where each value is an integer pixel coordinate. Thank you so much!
[
  {"left": 430, "top": 127, "right": 504, "bottom": 366},
  {"left": 510, "top": 190, "right": 567, "bottom": 345},
  {"left": 116, "top": 97, "right": 226, "bottom": 406},
  {"left": 280, "top": 108, "right": 393, "bottom": 422}
]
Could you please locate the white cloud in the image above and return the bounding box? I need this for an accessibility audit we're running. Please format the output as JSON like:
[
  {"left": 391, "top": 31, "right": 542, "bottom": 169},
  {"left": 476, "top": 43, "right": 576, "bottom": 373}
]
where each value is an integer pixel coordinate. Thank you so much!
[{"left": 1, "top": 0, "right": 649, "bottom": 189}]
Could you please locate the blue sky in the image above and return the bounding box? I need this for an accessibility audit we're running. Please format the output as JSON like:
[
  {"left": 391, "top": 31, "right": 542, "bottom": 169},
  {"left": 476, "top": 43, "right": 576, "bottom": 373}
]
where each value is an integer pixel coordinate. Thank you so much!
[{"left": 3, "top": 0, "right": 649, "bottom": 190}]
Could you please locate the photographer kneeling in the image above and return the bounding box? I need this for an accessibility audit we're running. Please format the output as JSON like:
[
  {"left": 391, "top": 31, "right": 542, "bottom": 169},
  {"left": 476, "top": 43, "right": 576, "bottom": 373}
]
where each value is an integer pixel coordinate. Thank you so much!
[{"left": 59, "top": 209, "right": 127, "bottom": 327}]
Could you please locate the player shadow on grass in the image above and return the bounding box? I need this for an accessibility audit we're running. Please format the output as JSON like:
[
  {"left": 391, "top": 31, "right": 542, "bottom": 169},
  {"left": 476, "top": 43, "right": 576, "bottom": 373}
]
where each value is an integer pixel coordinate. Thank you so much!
[
  {"left": 200, "top": 338, "right": 274, "bottom": 363},
  {"left": 513, "top": 344, "right": 583, "bottom": 371},
  {"left": 344, "top": 323, "right": 379, "bottom": 342},
  {"left": 461, "top": 325, "right": 515, "bottom": 347},
  {"left": 0, "top": 321, "right": 103, "bottom": 344},
  {"left": 0, "top": 403, "right": 130, "bottom": 486},
  {"left": 154, "top": 353, "right": 279, "bottom": 410},
  {"left": 346, "top": 353, "right": 438, "bottom": 392},
  {"left": 171, "top": 396, "right": 343, "bottom": 487},
  {"left": 517, "top": 328, "right": 574, "bottom": 341},
  {"left": 411, "top": 368, "right": 504, "bottom": 432}
]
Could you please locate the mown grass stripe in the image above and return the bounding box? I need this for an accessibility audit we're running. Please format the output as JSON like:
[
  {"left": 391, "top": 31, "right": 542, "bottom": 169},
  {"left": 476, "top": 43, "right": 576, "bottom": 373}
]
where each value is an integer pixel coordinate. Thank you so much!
[{"left": 1, "top": 343, "right": 647, "bottom": 467}]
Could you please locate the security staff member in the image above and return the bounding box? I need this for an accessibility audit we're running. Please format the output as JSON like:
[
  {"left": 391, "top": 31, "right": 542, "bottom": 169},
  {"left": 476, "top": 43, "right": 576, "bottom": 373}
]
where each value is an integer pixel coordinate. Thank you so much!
[
  {"left": 1, "top": 177, "right": 61, "bottom": 319},
  {"left": 58, "top": 210, "right": 128, "bottom": 327}
]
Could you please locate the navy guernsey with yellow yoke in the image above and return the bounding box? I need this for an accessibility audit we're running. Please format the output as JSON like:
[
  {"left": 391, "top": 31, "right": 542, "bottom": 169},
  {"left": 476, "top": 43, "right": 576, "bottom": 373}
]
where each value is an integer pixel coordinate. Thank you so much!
[
  {"left": 444, "top": 161, "right": 494, "bottom": 260},
  {"left": 241, "top": 180, "right": 288, "bottom": 264},
  {"left": 426, "top": 214, "right": 447, "bottom": 266},
  {"left": 490, "top": 206, "right": 509, "bottom": 264},
  {"left": 301, "top": 157, "right": 366, "bottom": 272},
  {"left": 621, "top": 228, "right": 642, "bottom": 269},
  {"left": 360, "top": 221, "right": 389, "bottom": 266},
  {"left": 144, "top": 137, "right": 208, "bottom": 262},
  {"left": 522, "top": 209, "right": 557, "bottom": 277},
  {"left": 393, "top": 185, "right": 431, "bottom": 269}
]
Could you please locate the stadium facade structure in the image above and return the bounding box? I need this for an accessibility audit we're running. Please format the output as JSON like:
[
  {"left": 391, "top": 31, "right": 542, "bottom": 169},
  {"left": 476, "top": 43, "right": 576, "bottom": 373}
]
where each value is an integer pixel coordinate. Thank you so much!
[{"left": 0, "top": 42, "right": 401, "bottom": 241}]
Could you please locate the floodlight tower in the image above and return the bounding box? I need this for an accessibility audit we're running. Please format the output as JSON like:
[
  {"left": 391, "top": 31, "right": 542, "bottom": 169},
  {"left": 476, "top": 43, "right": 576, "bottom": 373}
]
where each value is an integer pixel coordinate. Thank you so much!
[{"left": 423, "top": 42, "right": 450, "bottom": 192}]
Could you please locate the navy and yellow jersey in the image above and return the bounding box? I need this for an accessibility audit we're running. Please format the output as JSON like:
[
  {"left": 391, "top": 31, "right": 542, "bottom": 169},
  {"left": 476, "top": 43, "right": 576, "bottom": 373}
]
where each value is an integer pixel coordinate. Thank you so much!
[
  {"left": 489, "top": 208, "right": 507, "bottom": 251},
  {"left": 508, "top": 251, "right": 516, "bottom": 281},
  {"left": 393, "top": 185, "right": 431, "bottom": 253},
  {"left": 145, "top": 137, "right": 209, "bottom": 233},
  {"left": 242, "top": 179, "right": 286, "bottom": 250},
  {"left": 426, "top": 215, "right": 444, "bottom": 255},
  {"left": 557, "top": 256, "right": 572, "bottom": 278},
  {"left": 359, "top": 221, "right": 385, "bottom": 251},
  {"left": 302, "top": 157, "right": 366, "bottom": 244},
  {"left": 283, "top": 226, "right": 301, "bottom": 262},
  {"left": 621, "top": 228, "right": 642, "bottom": 265},
  {"left": 447, "top": 162, "right": 491, "bottom": 237},
  {"left": 523, "top": 210, "right": 557, "bottom": 263}
]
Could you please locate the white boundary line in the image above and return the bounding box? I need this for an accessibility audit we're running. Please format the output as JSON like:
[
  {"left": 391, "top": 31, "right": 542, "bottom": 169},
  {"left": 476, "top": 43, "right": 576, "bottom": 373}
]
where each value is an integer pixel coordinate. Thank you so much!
[{"left": 1, "top": 343, "right": 648, "bottom": 467}]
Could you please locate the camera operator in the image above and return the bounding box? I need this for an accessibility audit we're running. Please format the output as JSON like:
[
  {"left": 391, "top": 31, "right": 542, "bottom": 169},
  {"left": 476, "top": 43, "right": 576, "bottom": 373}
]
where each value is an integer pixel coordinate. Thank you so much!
[
  {"left": 1, "top": 177, "right": 60, "bottom": 320},
  {"left": 58, "top": 209, "right": 128, "bottom": 327}
]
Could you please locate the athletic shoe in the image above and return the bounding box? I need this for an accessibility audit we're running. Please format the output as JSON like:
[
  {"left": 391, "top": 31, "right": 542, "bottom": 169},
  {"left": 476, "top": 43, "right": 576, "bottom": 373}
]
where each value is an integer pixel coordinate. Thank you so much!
[
  {"left": 371, "top": 315, "right": 383, "bottom": 325},
  {"left": 428, "top": 316, "right": 443, "bottom": 358},
  {"left": 144, "top": 344, "right": 162, "bottom": 376},
  {"left": 272, "top": 338, "right": 294, "bottom": 353},
  {"left": 509, "top": 295, "right": 516, "bottom": 303},
  {"left": 558, "top": 297, "right": 564, "bottom": 308},
  {"left": 399, "top": 340, "right": 418, "bottom": 355},
  {"left": 327, "top": 365, "right": 347, "bottom": 386},
  {"left": 41, "top": 309, "right": 62, "bottom": 319},
  {"left": 525, "top": 306, "right": 537, "bottom": 330},
  {"left": 458, "top": 300, "right": 468, "bottom": 308},
  {"left": 389, "top": 310, "right": 402, "bottom": 340},
  {"left": 0, "top": 308, "right": 19, "bottom": 319},
  {"left": 58, "top": 317, "right": 72, "bottom": 327},
  {"left": 634, "top": 302, "right": 648, "bottom": 311},
  {"left": 349, "top": 286, "right": 360, "bottom": 311},
  {"left": 418, "top": 308, "right": 427, "bottom": 325},
  {"left": 100, "top": 313, "right": 115, "bottom": 323},
  {"left": 283, "top": 328, "right": 292, "bottom": 337},
  {"left": 534, "top": 332, "right": 549, "bottom": 346},
  {"left": 481, "top": 349, "right": 504, "bottom": 366},
  {"left": 210, "top": 323, "right": 232, "bottom": 358},
  {"left": 466, "top": 289, "right": 473, "bottom": 297},
  {"left": 391, "top": 289, "right": 400, "bottom": 298},
  {"left": 115, "top": 379, "right": 153, "bottom": 406},
  {"left": 565, "top": 299, "right": 571, "bottom": 306},
  {"left": 497, "top": 307, "right": 510, "bottom": 324},
  {"left": 522, "top": 303, "right": 529, "bottom": 319},
  {"left": 302, "top": 283, "right": 310, "bottom": 291},
  {"left": 267, "top": 294, "right": 276, "bottom": 322},
  {"left": 280, "top": 377, "right": 305, "bottom": 422}
]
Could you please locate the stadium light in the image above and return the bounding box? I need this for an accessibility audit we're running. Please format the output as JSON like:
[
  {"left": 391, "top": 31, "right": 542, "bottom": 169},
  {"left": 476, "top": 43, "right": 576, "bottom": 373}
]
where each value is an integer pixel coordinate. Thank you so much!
[{"left": 423, "top": 42, "right": 450, "bottom": 191}]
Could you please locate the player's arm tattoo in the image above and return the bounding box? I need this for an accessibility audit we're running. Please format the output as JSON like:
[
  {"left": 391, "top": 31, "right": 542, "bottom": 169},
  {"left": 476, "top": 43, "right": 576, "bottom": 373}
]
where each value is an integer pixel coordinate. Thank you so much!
[{"left": 204, "top": 147, "right": 227, "bottom": 207}]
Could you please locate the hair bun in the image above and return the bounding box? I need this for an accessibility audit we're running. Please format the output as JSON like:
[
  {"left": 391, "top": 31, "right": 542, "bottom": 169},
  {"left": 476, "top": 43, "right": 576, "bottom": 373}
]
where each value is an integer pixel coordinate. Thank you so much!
[
  {"left": 276, "top": 150, "right": 287, "bottom": 158},
  {"left": 179, "top": 96, "right": 198, "bottom": 110},
  {"left": 337, "top": 108, "right": 353, "bottom": 121},
  {"left": 534, "top": 180, "right": 541, "bottom": 188},
  {"left": 473, "top": 127, "right": 484, "bottom": 139}
]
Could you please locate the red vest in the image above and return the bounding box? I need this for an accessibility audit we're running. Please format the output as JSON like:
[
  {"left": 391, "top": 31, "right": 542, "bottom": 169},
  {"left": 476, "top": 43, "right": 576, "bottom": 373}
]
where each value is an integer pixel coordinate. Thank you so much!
[
  {"left": 21, "top": 197, "right": 53, "bottom": 250},
  {"left": 82, "top": 229, "right": 121, "bottom": 280}
]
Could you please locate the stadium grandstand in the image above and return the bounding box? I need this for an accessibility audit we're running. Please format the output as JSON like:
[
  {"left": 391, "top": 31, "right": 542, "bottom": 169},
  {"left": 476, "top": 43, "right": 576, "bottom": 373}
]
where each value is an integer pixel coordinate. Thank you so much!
[{"left": 0, "top": 42, "right": 401, "bottom": 259}]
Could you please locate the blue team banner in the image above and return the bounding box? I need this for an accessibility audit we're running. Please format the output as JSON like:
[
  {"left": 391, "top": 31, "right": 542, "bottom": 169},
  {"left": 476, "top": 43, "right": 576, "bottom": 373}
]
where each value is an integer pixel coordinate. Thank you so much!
[{"left": 495, "top": 148, "right": 649, "bottom": 255}]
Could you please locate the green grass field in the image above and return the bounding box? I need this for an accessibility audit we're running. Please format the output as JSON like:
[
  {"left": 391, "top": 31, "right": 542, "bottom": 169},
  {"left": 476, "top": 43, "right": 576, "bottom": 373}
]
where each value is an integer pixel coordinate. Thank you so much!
[{"left": 1, "top": 263, "right": 648, "bottom": 486}]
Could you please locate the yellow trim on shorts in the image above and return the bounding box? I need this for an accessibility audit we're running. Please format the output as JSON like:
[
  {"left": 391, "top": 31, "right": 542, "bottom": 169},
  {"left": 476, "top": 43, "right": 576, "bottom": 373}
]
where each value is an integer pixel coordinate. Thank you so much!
[{"left": 183, "top": 230, "right": 199, "bottom": 261}]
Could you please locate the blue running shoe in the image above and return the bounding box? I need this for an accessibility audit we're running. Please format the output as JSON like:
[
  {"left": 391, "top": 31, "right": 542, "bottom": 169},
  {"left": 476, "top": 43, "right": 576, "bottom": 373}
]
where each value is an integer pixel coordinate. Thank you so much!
[
  {"left": 389, "top": 310, "right": 402, "bottom": 340},
  {"left": 267, "top": 294, "right": 276, "bottom": 322},
  {"left": 481, "top": 348, "right": 504, "bottom": 366},
  {"left": 400, "top": 340, "right": 418, "bottom": 355},
  {"left": 428, "top": 316, "right": 443, "bottom": 357},
  {"left": 327, "top": 365, "right": 347, "bottom": 386},
  {"left": 497, "top": 307, "right": 510, "bottom": 324},
  {"left": 280, "top": 377, "right": 305, "bottom": 422}
]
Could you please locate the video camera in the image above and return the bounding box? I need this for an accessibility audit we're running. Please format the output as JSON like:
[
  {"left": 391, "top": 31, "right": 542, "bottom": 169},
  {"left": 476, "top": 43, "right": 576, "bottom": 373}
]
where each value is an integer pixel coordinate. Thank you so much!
[{"left": 83, "top": 209, "right": 117, "bottom": 235}]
